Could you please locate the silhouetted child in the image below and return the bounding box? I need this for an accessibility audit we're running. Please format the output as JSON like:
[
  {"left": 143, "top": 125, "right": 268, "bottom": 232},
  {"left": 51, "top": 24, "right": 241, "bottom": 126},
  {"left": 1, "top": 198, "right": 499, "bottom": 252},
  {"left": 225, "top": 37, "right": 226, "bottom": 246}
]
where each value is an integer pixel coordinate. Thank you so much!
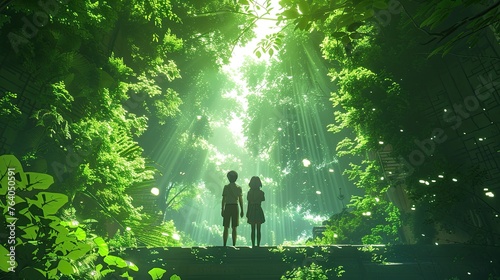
[
  {"left": 221, "top": 170, "right": 244, "bottom": 246},
  {"left": 246, "top": 176, "right": 265, "bottom": 247}
]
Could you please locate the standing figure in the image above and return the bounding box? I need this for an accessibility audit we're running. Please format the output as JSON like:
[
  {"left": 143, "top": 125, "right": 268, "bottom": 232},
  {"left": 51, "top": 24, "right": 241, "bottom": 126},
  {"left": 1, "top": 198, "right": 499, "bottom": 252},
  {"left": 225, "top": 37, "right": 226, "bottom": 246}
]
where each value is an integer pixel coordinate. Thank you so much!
[
  {"left": 221, "top": 170, "right": 244, "bottom": 246},
  {"left": 246, "top": 176, "right": 265, "bottom": 247}
]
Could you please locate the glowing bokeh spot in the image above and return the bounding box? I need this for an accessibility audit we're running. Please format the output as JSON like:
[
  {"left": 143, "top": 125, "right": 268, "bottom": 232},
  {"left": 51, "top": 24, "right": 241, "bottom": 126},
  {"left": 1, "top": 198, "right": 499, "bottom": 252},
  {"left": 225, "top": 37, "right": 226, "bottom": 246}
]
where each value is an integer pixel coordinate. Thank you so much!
[
  {"left": 172, "top": 233, "right": 181, "bottom": 240},
  {"left": 302, "top": 158, "right": 311, "bottom": 167},
  {"left": 316, "top": 190, "right": 321, "bottom": 195},
  {"left": 151, "top": 187, "right": 160, "bottom": 196}
]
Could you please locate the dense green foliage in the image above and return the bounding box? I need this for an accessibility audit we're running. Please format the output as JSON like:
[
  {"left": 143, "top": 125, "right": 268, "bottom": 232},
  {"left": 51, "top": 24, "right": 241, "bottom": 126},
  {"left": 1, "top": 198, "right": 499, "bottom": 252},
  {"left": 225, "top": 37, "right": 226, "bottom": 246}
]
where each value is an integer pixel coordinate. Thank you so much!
[
  {"left": 0, "top": 155, "right": 181, "bottom": 279},
  {"left": 0, "top": 0, "right": 256, "bottom": 248}
]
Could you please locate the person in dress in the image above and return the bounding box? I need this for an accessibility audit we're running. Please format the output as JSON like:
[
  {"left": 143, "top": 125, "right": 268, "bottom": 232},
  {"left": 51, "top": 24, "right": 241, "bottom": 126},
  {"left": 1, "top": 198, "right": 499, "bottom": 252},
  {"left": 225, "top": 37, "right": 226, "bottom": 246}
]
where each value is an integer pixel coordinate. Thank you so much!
[{"left": 246, "top": 176, "right": 265, "bottom": 247}]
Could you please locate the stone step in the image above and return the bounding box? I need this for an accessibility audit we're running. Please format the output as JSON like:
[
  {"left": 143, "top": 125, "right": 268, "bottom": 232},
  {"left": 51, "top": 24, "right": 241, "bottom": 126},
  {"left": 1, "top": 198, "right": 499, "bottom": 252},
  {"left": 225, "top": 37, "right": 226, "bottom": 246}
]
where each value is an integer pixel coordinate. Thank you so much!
[{"left": 106, "top": 245, "right": 500, "bottom": 280}]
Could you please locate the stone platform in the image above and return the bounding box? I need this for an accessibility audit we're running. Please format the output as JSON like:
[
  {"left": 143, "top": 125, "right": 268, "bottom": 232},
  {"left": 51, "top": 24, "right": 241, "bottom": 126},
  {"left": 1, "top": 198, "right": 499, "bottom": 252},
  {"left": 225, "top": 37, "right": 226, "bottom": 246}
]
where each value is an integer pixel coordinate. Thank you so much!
[{"left": 110, "top": 244, "right": 500, "bottom": 279}]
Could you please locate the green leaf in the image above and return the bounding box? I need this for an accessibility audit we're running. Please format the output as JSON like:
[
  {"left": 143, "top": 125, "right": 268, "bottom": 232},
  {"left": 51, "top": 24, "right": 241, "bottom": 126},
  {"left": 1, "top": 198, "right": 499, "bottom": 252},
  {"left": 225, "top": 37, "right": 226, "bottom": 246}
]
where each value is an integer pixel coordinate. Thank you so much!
[
  {"left": 25, "top": 172, "right": 54, "bottom": 190},
  {"left": 94, "top": 237, "right": 109, "bottom": 257},
  {"left": 21, "top": 224, "right": 39, "bottom": 240},
  {"left": 255, "top": 50, "right": 262, "bottom": 58},
  {"left": 148, "top": 267, "right": 167, "bottom": 280},
  {"left": 170, "top": 274, "right": 181, "bottom": 280},
  {"left": 281, "top": 8, "right": 300, "bottom": 19},
  {"left": 36, "top": 192, "right": 68, "bottom": 216},
  {"left": 269, "top": 48, "right": 274, "bottom": 57},
  {"left": 0, "top": 245, "right": 14, "bottom": 272},
  {"left": 104, "top": 255, "right": 128, "bottom": 268},
  {"left": 101, "top": 268, "right": 115, "bottom": 276},
  {"left": 297, "top": 0, "right": 310, "bottom": 14},
  {"left": 347, "top": 22, "right": 364, "bottom": 32},
  {"left": 67, "top": 243, "right": 91, "bottom": 260},
  {"left": 58, "top": 259, "right": 74, "bottom": 275},
  {"left": 74, "top": 227, "right": 86, "bottom": 241},
  {"left": 128, "top": 261, "right": 139, "bottom": 271},
  {"left": 121, "top": 271, "right": 133, "bottom": 280},
  {"left": 0, "top": 154, "right": 24, "bottom": 195},
  {"left": 330, "top": 32, "right": 347, "bottom": 39}
]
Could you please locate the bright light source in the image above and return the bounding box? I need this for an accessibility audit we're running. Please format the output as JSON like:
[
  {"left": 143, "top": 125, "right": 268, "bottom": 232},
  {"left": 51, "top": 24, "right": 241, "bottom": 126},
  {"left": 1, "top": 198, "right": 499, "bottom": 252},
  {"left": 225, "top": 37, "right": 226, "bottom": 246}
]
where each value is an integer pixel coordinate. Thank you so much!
[
  {"left": 302, "top": 159, "right": 311, "bottom": 167},
  {"left": 362, "top": 212, "right": 371, "bottom": 216},
  {"left": 452, "top": 178, "right": 458, "bottom": 182},
  {"left": 172, "top": 233, "right": 181, "bottom": 240},
  {"left": 126, "top": 227, "right": 131, "bottom": 231},
  {"left": 375, "top": 197, "right": 380, "bottom": 202},
  {"left": 71, "top": 220, "right": 79, "bottom": 227},
  {"left": 316, "top": 190, "right": 321, "bottom": 195},
  {"left": 329, "top": 168, "right": 334, "bottom": 173},
  {"left": 438, "top": 175, "right": 444, "bottom": 178},
  {"left": 419, "top": 180, "right": 425, "bottom": 184},
  {"left": 333, "top": 233, "right": 338, "bottom": 238},
  {"left": 151, "top": 187, "right": 160, "bottom": 196},
  {"left": 378, "top": 141, "right": 384, "bottom": 145},
  {"left": 196, "top": 115, "right": 202, "bottom": 120},
  {"left": 485, "top": 192, "right": 494, "bottom": 198}
]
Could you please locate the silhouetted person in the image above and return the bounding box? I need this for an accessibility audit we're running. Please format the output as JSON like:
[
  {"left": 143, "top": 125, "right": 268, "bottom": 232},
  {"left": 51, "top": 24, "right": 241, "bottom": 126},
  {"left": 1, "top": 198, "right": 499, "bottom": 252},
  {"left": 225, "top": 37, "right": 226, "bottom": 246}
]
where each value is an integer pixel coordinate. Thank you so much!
[
  {"left": 221, "top": 170, "right": 244, "bottom": 246},
  {"left": 246, "top": 176, "right": 265, "bottom": 247}
]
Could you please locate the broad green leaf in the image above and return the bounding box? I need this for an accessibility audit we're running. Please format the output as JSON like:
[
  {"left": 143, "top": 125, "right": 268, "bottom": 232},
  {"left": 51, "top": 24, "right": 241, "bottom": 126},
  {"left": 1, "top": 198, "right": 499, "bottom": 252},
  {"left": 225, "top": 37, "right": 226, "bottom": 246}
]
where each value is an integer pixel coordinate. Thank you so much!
[
  {"left": 281, "top": 8, "right": 300, "bottom": 19},
  {"left": 102, "top": 268, "right": 115, "bottom": 276},
  {"left": 74, "top": 227, "right": 86, "bottom": 241},
  {"left": 0, "top": 245, "right": 14, "bottom": 272},
  {"left": 20, "top": 224, "right": 39, "bottom": 240},
  {"left": 36, "top": 192, "right": 68, "bottom": 216},
  {"left": 121, "top": 271, "right": 134, "bottom": 280},
  {"left": 94, "top": 237, "right": 109, "bottom": 256},
  {"left": 331, "top": 32, "right": 347, "bottom": 39},
  {"left": 347, "top": 22, "right": 364, "bottom": 32},
  {"left": 47, "top": 268, "right": 58, "bottom": 278},
  {"left": 0, "top": 154, "right": 24, "bottom": 195},
  {"left": 104, "top": 255, "right": 128, "bottom": 268},
  {"left": 148, "top": 267, "right": 167, "bottom": 280},
  {"left": 25, "top": 172, "right": 54, "bottom": 190},
  {"left": 58, "top": 259, "right": 74, "bottom": 275},
  {"left": 127, "top": 261, "right": 139, "bottom": 271},
  {"left": 170, "top": 274, "right": 181, "bottom": 280},
  {"left": 67, "top": 243, "right": 91, "bottom": 260}
]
